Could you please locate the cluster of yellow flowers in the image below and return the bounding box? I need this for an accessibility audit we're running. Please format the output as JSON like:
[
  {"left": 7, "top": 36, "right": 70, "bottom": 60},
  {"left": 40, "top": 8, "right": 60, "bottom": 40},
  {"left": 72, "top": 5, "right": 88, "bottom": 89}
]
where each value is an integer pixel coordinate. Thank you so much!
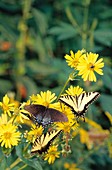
[
  {"left": 65, "top": 49, "right": 104, "bottom": 82},
  {"left": 0, "top": 49, "right": 109, "bottom": 167}
]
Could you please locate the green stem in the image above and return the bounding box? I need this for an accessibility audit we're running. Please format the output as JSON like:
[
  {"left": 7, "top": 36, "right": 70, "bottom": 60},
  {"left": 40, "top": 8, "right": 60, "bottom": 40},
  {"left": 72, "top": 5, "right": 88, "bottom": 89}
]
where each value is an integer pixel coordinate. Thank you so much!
[
  {"left": 65, "top": 7, "right": 82, "bottom": 36},
  {"left": 57, "top": 78, "right": 70, "bottom": 101},
  {"left": 18, "top": 164, "right": 27, "bottom": 170},
  {"left": 82, "top": 4, "right": 89, "bottom": 49},
  {"left": 6, "top": 158, "right": 21, "bottom": 170},
  {"left": 57, "top": 71, "right": 78, "bottom": 101}
]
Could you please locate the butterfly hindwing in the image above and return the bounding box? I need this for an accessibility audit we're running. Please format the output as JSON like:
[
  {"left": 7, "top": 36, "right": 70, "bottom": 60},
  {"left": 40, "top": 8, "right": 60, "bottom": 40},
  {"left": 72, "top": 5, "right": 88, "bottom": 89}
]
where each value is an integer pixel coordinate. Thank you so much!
[
  {"left": 59, "top": 92, "right": 100, "bottom": 117},
  {"left": 45, "top": 108, "right": 68, "bottom": 123},
  {"left": 31, "top": 130, "right": 62, "bottom": 154}
]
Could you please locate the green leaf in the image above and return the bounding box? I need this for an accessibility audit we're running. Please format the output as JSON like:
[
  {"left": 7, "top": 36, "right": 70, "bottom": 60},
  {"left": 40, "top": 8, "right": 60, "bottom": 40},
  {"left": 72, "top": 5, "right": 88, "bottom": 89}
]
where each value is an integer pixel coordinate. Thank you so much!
[
  {"left": 0, "top": 80, "right": 12, "bottom": 96},
  {"left": 100, "top": 94, "right": 112, "bottom": 114},
  {"left": 16, "top": 144, "right": 43, "bottom": 170},
  {"left": 102, "top": 66, "right": 112, "bottom": 92},
  {"left": 49, "top": 22, "right": 77, "bottom": 40},
  {"left": 26, "top": 60, "right": 58, "bottom": 76},
  {"left": 94, "top": 29, "right": 112, "bottom": 46}
]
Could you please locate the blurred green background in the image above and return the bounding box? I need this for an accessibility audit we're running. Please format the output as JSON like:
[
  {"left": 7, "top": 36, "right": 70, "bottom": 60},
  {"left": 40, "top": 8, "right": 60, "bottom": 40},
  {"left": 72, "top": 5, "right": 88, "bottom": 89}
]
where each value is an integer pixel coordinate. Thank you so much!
[{"left": 0, "top": 0, "right": 112, "bottom": 169}]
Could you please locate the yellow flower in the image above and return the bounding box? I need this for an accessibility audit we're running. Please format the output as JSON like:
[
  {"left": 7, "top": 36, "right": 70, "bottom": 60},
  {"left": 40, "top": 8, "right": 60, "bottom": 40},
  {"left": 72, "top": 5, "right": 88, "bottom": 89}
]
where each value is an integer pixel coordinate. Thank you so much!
[
  {"left": 64, "top": 162, "right": 80, "bottom": 170},
  {"left": 105, "top": 112, "right": 112, "bottom": 125},
  {"left": 25, "top": 124, "right": 43, "bottom": 143},
  {"left": 77, "top": 52, "right": 104, "bottom": 82},
  {"left": 65, "top": 49, "right": 85, "bottom": 69},
  {"left": 44, "top": 145, "right": 60, "bottom": 164},
  {"left": 0, "top": 94, "right": 15, "bottom": 116},
  {"left": 13, "top": 104, "right": 30, "bottom": 124},
  {"left": 30, "top": 90, "right": 58, "bottom": 108},
  {"left": 0, "top": 123, "right": 21, "bottom": 148},
  {"left": 79, "top": 128, "right": 92, "bottom": 149},
  {"left": 0, "top": 114, "right": 8, "bottom": 125},
  {"left": 66, "top": 85, "right": 84, "bottom": 96},
  {"left": 56, "top": 104, "right": 76, "bottom": 133}
]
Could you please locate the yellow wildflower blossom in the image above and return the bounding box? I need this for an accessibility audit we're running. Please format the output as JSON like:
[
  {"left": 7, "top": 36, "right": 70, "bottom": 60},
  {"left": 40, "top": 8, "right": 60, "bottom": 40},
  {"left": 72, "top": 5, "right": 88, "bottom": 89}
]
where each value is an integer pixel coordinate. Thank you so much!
[
  {"left": 13, "top": 105, "right": 30, "bottom": 124},
  {"left": 77, "top": 52, "right": 104, "bottom": 82},
  {"left": 30, "top": 90, "right": 58, "bottom": 108},
  {"left": 25, "top": 124, "right": 43, "bottom": 143},
  {"left": 65, "top": 49, "right": 85, "bottom": 69},
  {"left": 44, "top": 145, "right": 60, "bottom": 164},
  {"left": 64, "top": 162, "right": 80, "bottom": 170},
  {"left": 0, "top": 114, "right": 8, "bottom": 125},
  {"left": 66, "top": 85, "right": 84, "bottom": 96},
  {"left": 79, "top": 128, "right": 92, "bottom": 149},
  {"left": 0, "top": 123, "right": 21, "bottom": 148},
  {"left": 105, "top": 112, "right": 112, "bottom": 124},
  {"left": 56, "top": 104, "right": 77, "bottom": 133},
  {"left": 0, "top": 94, "right": 15, "bottom": 116}
]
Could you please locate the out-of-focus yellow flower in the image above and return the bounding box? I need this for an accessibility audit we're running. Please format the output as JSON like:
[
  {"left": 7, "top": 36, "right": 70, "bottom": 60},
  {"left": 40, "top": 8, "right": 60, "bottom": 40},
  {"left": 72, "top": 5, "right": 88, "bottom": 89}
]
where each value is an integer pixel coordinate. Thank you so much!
[
  {"left": 25, "top": 124, "right": 43, "bottom": 143},
  {"left": 66, "top": 85, "right": 84, "bottom": 96},
  {"left": 56, "top": 104, "right": 77, "bottom": 133},
  {"left": 105, "top": 112, "right": 112, "bottom": 124},
  {"left": 79, "top": 128, "right": 92, "bottom": 149},
  {"left": 64, "top": 50, "right": 85, "bottom": 69},
  {"left": 77, "top": 52, "right": 104, "bottom": 82},
  {"left": 64, "top": 162, "right": 80, "bottom": 170},
  {"left": 44, "top": 145, "right": 60, "bottom": 164},
  {"left": 0, "top": 94, "right": 15, "bottom": 116},
  {"left": 86, "top": 118, "right": 102, "bottom": 130},
  {"left": 30, "top": 90, "right": 58, "bottom": 108},
  {"left": 0, "top": 123, "right": 21, "bottom": 148},
  {"left": 0, "top": 114, "right": 8, "bottom": 125}
]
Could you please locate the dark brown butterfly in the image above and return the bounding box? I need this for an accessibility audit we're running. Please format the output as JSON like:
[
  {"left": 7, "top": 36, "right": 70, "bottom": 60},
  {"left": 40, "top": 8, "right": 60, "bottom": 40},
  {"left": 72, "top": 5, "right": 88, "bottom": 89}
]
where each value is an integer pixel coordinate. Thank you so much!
[{"left": 24, "top": 104, "right": 68, "bottom": 126}]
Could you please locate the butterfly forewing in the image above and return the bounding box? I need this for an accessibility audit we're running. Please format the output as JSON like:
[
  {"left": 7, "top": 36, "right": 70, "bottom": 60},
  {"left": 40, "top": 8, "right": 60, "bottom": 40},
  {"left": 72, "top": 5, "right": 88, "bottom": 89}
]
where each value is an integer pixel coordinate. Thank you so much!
[
  {"left": 31, "top": 130, "right": 61, "bottom": 154},
  {"left": 59, "top": 92, "right": 100, "bottom": 117}
]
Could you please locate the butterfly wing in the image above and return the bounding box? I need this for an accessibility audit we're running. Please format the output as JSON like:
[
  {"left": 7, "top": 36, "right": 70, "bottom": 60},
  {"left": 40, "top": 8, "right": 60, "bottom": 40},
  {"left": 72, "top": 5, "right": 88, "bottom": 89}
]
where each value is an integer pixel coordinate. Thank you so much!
[
  {"left": 59, "top": 95, "right": 78, "bottom": 114},
  {"left": 59, "top": 92, "right": 100, "bottom": 117},
  {"left": 31, "top": 130, "right": 61, "bottom": 154},
  {"left": 77, "top": 92, "right": 100, "bottom": 116},
  {"left": 44, "top": 108, "right": 68, "bottom": 123},
  {"left": 24, "top": 104, "right": 68, "bottom": 126},
  {"left": 24, "top": 104, "right": 46, "bottom": 125}
]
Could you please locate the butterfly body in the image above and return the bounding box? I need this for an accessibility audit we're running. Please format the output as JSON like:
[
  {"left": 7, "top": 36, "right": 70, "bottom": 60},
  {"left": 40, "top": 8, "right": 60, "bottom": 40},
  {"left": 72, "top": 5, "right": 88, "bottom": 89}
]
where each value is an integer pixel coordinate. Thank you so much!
[
  {"left": 59, "top": 92, "right": 100, "bottom": 119},
  {"left": 31, "top": 130, "right": 61, "bottom": 154},
  {"left": 24, "top": 104, "right": 68, "bottom": 126}
]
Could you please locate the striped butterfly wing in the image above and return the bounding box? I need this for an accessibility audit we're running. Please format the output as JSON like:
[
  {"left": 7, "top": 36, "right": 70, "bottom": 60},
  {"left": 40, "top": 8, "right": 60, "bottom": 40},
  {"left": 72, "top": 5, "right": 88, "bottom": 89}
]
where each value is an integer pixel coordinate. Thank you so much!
[
  {"left": 31, "top": 130, "right": 61, "bottom": 154},
  {"left": 59, "top": 92, "right": 100, "bottom": 117}
]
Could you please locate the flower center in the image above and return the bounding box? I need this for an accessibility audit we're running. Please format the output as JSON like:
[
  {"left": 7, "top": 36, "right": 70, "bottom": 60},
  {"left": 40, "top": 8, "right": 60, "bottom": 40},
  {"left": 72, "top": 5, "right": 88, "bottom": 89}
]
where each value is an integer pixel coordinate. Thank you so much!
[
  {"left": 4, "top": 132, "right": 12, "bottom": 139},
  {"left": 88, "top": 63, "right": 95, "bottom": 70},
  {"left": 2, "top": 104, "right": 9, "bottom": 111}
]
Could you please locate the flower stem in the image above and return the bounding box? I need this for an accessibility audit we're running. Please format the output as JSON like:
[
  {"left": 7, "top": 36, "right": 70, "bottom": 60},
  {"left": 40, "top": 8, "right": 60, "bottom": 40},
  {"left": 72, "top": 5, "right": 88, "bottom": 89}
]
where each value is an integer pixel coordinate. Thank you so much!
[
  {"left": 57, "top": 78, "right": 70, "bottom": 101},
  {"left": 57, "top": 71, "right": 78, "bottom": 101},
  {"left": 18, "top": 164, "right": 27, "bottom": 170},
  {"left": 6, "top": 157, "right": 21, "bottom": 170}
]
